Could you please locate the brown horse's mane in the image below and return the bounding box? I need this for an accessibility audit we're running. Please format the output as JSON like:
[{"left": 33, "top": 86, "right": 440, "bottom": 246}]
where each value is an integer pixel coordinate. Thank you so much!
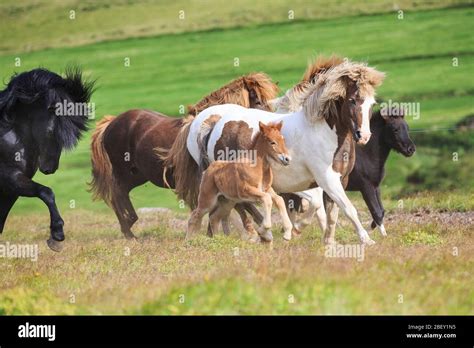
[{"left": 187, "top": 72, "right": 279, "bottom": 116}]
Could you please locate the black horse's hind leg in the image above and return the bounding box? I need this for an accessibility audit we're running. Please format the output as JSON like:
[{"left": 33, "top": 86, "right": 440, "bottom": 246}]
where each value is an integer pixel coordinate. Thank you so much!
[
  {"left": 361, "top": 184, "right": 386, "bottom": 236},
  {"left": 111, "top": 186, "right": 138, "bottom": 239},
  {"left": 0, "top": 194, "right": 19, "bottom": 234},
  {"left": 242, "top": 202, "right": 263, "bottom": 225},
  {"left": 4, "top": 174, "right": 64, "bottom": 251}
]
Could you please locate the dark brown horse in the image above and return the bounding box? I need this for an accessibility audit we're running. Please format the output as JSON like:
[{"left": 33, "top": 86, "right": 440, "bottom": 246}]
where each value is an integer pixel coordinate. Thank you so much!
[{"left": 89, "top": 73, "right": 278, "bottom": 239}]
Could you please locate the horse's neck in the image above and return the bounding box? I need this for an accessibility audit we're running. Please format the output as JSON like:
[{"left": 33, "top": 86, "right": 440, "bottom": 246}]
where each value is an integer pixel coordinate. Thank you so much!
[
  {"left": 360, "top": 116, "right": 391, "bottom": 178},
  {"left": 252, "top": 133, "right": 272, "bottom": 176}
]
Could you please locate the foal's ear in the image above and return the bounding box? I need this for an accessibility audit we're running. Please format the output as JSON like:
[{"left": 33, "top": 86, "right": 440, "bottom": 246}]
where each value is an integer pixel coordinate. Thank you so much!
[
  {"left": 275, "top": 121, "right": 283, "bottom": 131},
  {"left": 258, "top": 121, "right": 266, "bottom": 133}
]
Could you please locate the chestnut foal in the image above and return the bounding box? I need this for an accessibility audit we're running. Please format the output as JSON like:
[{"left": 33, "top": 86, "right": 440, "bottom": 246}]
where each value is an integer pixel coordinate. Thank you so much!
[{"left": 186, "top": 121, "right": 292, "bottom": 241}]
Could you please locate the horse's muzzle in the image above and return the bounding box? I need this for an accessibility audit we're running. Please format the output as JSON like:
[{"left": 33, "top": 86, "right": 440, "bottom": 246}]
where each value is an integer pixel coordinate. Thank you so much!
[
  {"left": 403, "top": 144, "right": 416, "bottom": 157},
  {"left": 356, "top": 131, "right": 371, "bottom": 145},
  {"left": 278, "top": 154, "right": 291, "bottom": 166},
  {"left": 39, "top": 164, "right": 58, "bottom": 175}
]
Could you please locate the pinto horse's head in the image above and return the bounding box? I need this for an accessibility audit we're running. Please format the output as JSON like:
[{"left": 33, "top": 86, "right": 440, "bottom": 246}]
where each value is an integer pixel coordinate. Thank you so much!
[
  {"left": 302, "top": 59, "right": 385, "bottom": 146},
  {"left": 379, "top": 106, "right": 416, "bottom": 157},
  {"left": 341, "top": 79, "right": 376, "bottom": 145},
  {"left": 0, "top": 67, "right": 95, "bottom": 174}
]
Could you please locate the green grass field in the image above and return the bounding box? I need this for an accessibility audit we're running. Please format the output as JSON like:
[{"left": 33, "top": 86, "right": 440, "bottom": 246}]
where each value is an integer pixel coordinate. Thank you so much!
[{"left": 0, "top": 1, "right": 473, "bottom": 315}]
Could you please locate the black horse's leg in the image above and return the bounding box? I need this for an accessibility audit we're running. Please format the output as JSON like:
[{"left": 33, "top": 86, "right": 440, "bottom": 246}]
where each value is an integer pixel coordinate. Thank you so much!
[
  {"left": 5, "top": 174, "right": 64, "bottom": 251},
  {"left": 360, "top": 184, "right": 386, "bottom": 237},
  {"left": 242, "top": 202, "right": 263, "bottom": 225},
  {"left": 372, "top": 187, "right": 386, "bottom": 236},
  {"left": 0, "top": 194, "right": 19, "bottom": 234}
]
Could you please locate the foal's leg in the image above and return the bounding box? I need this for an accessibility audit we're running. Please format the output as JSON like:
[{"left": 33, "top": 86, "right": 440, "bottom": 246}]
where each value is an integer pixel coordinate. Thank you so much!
[
  {"left": 240, "top": 187, "right": 273, "bottom": 242},
  {"left": 235, "top": 205, "right": 261, "bottom": 242},
  {"left": 0, "top": 194, "right": 18, "bottom": 234},
  {"left": 315, "top": 170, "right": 374, "bottom": 245},
  {"left": 3, "top": 174, "right": 65, "bottom": 251},
  {"left": 187, "top": 175, "right": 219, "bottom": 240},
  {"left": 268, "top": 188, "right": 293, "bottom": 241},
  {"left": 207, "top": 198, "right": 234, "bottom": 237}
]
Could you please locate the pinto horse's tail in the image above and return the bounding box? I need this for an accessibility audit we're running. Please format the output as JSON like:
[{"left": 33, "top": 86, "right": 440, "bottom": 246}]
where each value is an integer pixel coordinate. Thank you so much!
[
  {"left": 157, "top": 116, "right": 201, "bottom": 209},
  {"left": 89, "top": 115, "right": 116, "bottom": 206}
]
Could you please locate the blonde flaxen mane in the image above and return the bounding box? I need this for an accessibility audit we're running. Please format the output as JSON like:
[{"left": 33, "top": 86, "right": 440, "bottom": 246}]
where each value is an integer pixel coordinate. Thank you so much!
[{"left": 302, "top": 58, "right": 385, "bottom": 124}]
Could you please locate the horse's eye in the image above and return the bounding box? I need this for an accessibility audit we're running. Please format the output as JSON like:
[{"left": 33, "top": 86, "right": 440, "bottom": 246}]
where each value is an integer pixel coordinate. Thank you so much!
[
  {"left": 349, "top": 98, "right": 356, "bottom": 105},
  {"left": 270, "top": 141, "right": 276, "bottom": 146}
]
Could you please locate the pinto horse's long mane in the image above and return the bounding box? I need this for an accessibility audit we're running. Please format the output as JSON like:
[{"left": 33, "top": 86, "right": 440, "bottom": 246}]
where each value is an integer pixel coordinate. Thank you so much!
[
  {"left": 276, "top": 55, "right": 345, "bottom": 113},
  {"left": 302, "top": 59, "right": 385, "bottom": 124},
  {"left": 187, "top": 72, "right": 279, "bottom": 116},
  {"left": 0, "top": 67, "right": 95, "bottom": 149},
  {"left": 276, "top": 56, "right": 385, "bottom": 122}
]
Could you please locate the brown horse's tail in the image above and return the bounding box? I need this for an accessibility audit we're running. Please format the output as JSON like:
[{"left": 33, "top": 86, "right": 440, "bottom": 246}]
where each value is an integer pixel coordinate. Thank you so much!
[
  {"left": 157, "top": 116, "right": 200, "bottom": 209},
  {"left": 89, "top": 115, "right": 116, "bottom": 206}
]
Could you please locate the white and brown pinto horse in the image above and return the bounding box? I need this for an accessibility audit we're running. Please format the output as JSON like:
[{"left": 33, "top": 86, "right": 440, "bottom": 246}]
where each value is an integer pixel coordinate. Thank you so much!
[{"left": 185, "top": 60, "right": 385, "bottom": 244}]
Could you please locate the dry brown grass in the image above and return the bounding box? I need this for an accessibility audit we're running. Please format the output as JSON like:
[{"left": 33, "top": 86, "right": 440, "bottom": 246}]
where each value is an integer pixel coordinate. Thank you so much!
[{"left": 0, "top": 205, "right": 472, "bottom": 315}]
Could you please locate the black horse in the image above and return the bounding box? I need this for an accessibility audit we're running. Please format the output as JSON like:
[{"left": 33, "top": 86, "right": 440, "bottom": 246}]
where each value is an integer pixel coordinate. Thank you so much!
[
  {"left": 344, "top": 107, "right": 415, "bottom": 234},
  {"left": 0, "top": 68, "right": 95, "bottom": 251},
  {"left": 284, "top": 106, "right": 416, "bottom": 235}
]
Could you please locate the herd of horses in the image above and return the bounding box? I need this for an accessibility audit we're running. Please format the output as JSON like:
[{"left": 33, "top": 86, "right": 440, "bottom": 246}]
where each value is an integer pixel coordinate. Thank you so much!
[{"left": 0, "top": 55, "right": 416, "bottom": 251}]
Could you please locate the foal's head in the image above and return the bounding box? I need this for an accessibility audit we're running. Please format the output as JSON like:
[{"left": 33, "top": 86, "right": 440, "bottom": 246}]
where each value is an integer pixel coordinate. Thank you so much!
[
  {"left": 379, "top": 107, "right": 416, "bottom": 157},
  {"left": 258, "top": 121, "right": 291, "bottom": 166}
]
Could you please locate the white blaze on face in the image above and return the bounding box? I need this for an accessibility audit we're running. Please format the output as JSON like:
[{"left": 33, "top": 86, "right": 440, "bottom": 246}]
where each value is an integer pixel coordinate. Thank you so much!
[{"left": 359, "top": 95, "right": 376, "bottom": 144}]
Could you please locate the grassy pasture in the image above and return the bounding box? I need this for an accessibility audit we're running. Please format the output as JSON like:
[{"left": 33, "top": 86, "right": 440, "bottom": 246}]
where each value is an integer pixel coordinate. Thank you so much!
[
  {"left": 0, "top": 1, "right": 473, "bottom": 315},
  {"left": 0, "top": 0, "right": 469, "bottom": 54},
  {"left": 1, "top": 205, "right": 472, "bottom": 314}
]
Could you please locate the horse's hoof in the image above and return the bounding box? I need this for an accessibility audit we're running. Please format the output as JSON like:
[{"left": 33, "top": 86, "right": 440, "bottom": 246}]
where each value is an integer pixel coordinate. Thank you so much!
[
  {"left": 323, "top": 238, "right": 337, "bottom": 245},
  {"left": 378, "top": 224, "right": 387, "bottom": 237},
  {"left": 292, "top": 227, "right": 301, "bottom": 236},
  {"left": 362, "top": 238, "right": 376, "bottom": 246},
  {"left": 124, "top": 233, "right": 137, "bottom": 240},
  {"left": 47, "top": 238, "right": 63, "bottom": 252},
  {"left": 259, "top": 230, "right": 273, "bottom": 243},
  {"left": 283, "top": 230, "right": 292, "bottom": 241},
  {"left": 248, "top": 234, "right": 260, "bottom": 243}
]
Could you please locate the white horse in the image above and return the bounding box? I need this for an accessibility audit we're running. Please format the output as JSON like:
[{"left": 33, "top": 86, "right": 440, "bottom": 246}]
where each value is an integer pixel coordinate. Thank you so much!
[{"left": 185, "top": 60, "right": 385, "bottom": 244}]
